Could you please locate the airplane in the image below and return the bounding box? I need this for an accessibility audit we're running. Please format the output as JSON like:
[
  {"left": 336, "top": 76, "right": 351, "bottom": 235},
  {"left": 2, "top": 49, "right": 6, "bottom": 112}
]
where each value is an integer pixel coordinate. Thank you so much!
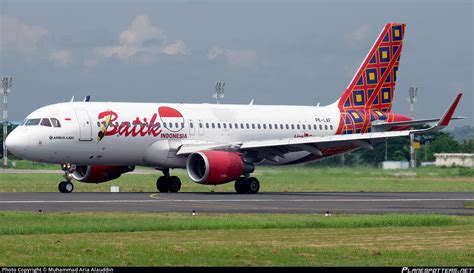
[{"left": 6, "top": 23, "right": 464, "bottom": 194}]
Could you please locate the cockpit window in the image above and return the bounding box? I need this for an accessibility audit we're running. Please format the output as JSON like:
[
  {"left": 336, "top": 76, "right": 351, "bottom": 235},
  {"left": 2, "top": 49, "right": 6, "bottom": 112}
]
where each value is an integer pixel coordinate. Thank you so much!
[
  {"left": 50, "top": 118, "right": 61, "bottom": 128},
  {"left": 40, "top": 118, "right": 52, "bottom": 127},
  {"left": 25, "top": 119, "right": 41, "bottom": 126}
]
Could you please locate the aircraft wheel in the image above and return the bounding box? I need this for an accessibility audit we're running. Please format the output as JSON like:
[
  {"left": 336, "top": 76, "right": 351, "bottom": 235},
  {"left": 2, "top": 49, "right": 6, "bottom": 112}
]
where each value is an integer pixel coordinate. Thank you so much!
[
  {"left": 58, "top": 181, "right": 74, "bottom": 193},
  {"left": 168, "top": 176, "right": 181, "bottom": 193},
  {"left": 246, "top": 177, "right": 260, "bottom": 194},
  {"left": 58, "top": 182, "right": 65, "bottom": 193},
  {"left": 234, "top": 177, "right": 247, "bottom": 194},
  {"left": 156, "top": 176, "right": 169, "bottom": 193}
]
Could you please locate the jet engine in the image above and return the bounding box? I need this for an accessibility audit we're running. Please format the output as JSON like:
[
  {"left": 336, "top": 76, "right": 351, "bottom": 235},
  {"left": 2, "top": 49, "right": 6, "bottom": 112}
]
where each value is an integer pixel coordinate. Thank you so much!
[
  {"left": 186, "top": 150, "right": 254, "bottom": 185},
  {"left": 72, "top": 165, "right": 135, "bottom": 183}
]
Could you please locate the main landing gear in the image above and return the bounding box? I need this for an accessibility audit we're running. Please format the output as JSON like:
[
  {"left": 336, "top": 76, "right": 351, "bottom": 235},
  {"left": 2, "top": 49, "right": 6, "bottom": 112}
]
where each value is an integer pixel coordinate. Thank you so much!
[
  {"left": 59, "top": 163, "right": 75, "bottom": 193},
  {"left": 156, "top": 168, "right": 182, "bottom": 193},
  {"left": 234, "top": 177, "right": 260, "bottom": 194}
]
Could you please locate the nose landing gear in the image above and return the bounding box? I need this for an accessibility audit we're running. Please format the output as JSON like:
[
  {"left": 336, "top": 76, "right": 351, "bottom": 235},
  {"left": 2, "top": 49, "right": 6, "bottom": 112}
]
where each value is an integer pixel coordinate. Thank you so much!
[
  {"left": 59, "top": 163, "right": 75, "bottom": 193},
  {"left": 156, "top": 168, "right": 181, "bottom": 193}
]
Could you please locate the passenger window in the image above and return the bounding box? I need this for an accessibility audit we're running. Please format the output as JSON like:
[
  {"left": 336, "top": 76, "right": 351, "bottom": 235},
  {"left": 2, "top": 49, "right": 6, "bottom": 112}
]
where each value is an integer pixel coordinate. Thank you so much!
[
  {"left": 252, "top": 124, "right": 255, "bottom": 129},
  {"left": 241, "top": 124, "right": 244, "bottom": 129},
  {"left": 40, "top": 118, "right": 52, "bottom": 127},
  {"left": 181, "top": 122, "right": 185, "bottom": 128},
  {"left": 319, "top": 125, "right": 323, "bottom": 130},
  {"left": 235, "top": 123, "right": 238, "bottom": 128},
  {"left": 263, "top": 124, "right": 266, "bottom": 129},
  {"left": 217, "top": 123, "right": 221, "bottom": 129},
  {"left": 212, "top": 123, "right": 215, "bottom": 129},
  {"left": 199, "top": 123, "right": 203, "bottom": 128},
  {"left": 246, "top": 124, "right": 250, "bottom": 129},
  {"left": 206, "top": 123, "right": 209, "bottom": 129},
  {"left": 169, "top": 123, "right": 173, "bottom": 128},
  {"left": 257, "top": 124, "right": 261, "bottom": 129},
  {"left": 302, "top": 124, "right": 306, "bottom": 130},
  {"left": 229, "top": 123, "right": 233, "bottom": 129},
  {"left": 269, "top": 124, "right": 272, "bottom": 129},
  {"left": 313, "top": 124, "right": 317, "bottom": 130},
  {"left": 325, "top": 125, "right": 328, "bottom": 130},
  {"left": 280, "top": 124, "right": 283, "bottom": 130},
  {"left": 330, "top": 125, "right": 333, "bottom": 130},
  {"left": 286, "top": 124, "right": 289, "bottom": 129},
  {"left": 223, "top": 123, "right": 227, "bottom": 129},
  {"left": 291, "top": 124, "right": 295, "bottom": 130},
  {"left": 190, "top": 123, "right": 194, "bottom": 128},
  {"left": 175, "top": 122, "right": 179, "bottom": 128}
]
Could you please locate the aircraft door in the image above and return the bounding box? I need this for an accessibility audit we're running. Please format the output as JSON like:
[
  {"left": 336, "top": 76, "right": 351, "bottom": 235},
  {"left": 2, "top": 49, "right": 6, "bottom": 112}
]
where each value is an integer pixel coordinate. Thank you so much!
[
  {"left": 189, "top": 119, "right": 195, "bottom": 135},
  {"left": 74, "top": 109, "right": 93, "bottom": 141},
  {"left": 198, "top": 119, "right": 204, "bottom": 135}
]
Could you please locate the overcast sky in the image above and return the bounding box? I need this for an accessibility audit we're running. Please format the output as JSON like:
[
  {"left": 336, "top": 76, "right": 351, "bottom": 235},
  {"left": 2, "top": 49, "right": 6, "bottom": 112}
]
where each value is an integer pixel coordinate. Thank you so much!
[{"left": 1, "top": 0, "right": 472, "bottom": 127}]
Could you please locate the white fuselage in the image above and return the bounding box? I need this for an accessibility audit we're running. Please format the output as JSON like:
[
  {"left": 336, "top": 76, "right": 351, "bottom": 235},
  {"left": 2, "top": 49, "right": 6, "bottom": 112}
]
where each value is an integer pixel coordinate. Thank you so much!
[{"left": 8, "top": 101, "right": 341, "bottom": 167}]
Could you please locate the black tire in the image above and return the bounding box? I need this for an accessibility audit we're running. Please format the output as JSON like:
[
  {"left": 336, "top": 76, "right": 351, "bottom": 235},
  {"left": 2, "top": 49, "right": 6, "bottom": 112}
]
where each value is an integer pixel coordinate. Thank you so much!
[
  {"left": 234, "top": 177, "right": 247, "bottom": 194},
  {"left": 168, "top": 176, "right": 181, "bottom": 193},
  {"left": 63, "top": 181, "right": 74, "bottom": 193},
  {"left": 58, "top": 181, "right": 66, "bottom": 193},
  {"left": 156, "top": 176, "right": 169, "bottom": 192},
  {"left": 246, "top": 177, "right": 260, "bottom": 194}
]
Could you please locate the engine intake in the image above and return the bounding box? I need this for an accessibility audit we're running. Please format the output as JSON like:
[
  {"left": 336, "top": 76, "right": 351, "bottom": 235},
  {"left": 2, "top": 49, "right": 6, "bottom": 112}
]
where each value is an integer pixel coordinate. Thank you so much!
[
  {"left": 72, "top": 165, "right": 135, "bottom": 183},
  {"left": 186, "top": 150, "right": 254, "bottom": 185}
]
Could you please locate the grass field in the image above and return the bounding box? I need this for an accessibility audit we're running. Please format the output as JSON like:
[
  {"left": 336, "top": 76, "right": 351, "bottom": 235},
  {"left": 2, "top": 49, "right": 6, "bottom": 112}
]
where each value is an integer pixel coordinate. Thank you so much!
[
  {"left": 6, "top": 159, "right": 58, "bottom": 170},
  {"left": 2, "top": 164, "right": 473, "bottom": 266},
  {"left": 1, "top": 166, "right": 473, "bottom": 192},
  {"left": 0, "top": 212, "right": 473, "bottom": 266}
]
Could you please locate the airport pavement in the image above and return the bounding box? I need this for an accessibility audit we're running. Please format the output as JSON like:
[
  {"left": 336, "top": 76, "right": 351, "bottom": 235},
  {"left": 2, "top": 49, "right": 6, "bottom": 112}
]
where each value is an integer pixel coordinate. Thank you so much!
[{"left": 0, "top": 192, "right": 473, "bottom": 215}]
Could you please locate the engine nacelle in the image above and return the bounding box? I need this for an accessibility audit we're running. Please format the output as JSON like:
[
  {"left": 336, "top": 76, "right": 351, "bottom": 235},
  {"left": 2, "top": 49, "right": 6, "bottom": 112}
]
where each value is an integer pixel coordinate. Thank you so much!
[
  {"left": 72, "top": 165, "right": 135, "bottom": 183},
  {"left": 186, "top": 150, "right": 254, "bottom": 185}
]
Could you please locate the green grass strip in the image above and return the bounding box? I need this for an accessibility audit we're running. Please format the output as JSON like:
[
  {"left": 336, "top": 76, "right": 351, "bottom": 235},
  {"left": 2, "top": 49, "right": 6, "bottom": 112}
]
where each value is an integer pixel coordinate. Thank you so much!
[{"left": 0, "top": 212, "right": 469, "bottom": 235}]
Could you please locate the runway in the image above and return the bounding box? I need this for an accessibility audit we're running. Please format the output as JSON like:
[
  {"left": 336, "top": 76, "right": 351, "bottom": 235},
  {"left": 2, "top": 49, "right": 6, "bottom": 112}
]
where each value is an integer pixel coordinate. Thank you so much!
[{"left": 0, "top": 192, "right": 473, "bottom": 214}]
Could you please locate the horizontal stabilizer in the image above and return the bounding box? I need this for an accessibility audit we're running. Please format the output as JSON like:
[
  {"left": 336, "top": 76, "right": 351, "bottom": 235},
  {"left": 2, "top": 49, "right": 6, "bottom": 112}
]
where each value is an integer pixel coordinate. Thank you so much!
[{"left": 372, "top": 116, "right": 465, "bottom": 130}]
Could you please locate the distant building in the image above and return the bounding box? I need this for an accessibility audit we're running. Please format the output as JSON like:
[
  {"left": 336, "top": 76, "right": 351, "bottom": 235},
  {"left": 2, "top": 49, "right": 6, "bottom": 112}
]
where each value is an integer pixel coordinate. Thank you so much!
[
  {"left": 381, "top": 161, "right": 409, "bottom": 170},
  {"left": 434, "top": 153, "right": 474, "bottom": 168}
]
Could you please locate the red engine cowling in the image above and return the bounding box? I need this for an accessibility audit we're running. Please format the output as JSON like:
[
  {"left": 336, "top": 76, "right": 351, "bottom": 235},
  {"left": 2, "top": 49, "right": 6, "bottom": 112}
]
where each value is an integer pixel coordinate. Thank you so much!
[
  {"left": 186, "top": 151, "right": 253, "bottom": 185},
  {"left": 72, "top": 165, "right": 135, "bottom": 183}
]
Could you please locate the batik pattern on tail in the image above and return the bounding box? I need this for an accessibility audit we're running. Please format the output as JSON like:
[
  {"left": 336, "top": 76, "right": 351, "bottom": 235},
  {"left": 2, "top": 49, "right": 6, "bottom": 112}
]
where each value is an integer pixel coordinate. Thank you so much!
[{"left": 338, "top": 23, "right": 405, "bottom": 113}]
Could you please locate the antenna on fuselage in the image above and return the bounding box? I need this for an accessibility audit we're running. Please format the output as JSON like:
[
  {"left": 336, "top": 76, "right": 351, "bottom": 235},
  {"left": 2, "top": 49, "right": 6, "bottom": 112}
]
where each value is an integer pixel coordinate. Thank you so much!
[
  {"left": 70, "top": 96, "right": 75, "bottom": 102},
  {"left": 213, "top": 81, "right": 225, "bottom": 104},
  {"left": 84, "top": 95, "right": 91, "bottom": 102}
]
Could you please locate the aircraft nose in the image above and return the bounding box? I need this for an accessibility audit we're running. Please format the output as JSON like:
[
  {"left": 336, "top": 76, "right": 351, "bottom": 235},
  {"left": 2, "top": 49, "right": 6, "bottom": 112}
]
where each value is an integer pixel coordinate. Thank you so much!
[{"left": 5, "top": 129, "right": 28, "bottom": 157}]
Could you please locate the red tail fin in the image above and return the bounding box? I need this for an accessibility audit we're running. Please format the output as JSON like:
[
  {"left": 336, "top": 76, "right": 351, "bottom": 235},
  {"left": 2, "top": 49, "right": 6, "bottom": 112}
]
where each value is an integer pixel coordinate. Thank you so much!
[{"left": 338, "top": 23, "right": 405, "bottom": 112}]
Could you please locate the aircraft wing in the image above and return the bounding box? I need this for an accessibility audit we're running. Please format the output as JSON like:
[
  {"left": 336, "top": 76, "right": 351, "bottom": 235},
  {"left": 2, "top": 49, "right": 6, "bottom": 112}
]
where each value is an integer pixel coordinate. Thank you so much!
[
  {"left": 177, "top": 129, "right": 411, "bottom": 157},
  {"left": 176, "top": 93, "right": 463, "bottom": 157}
]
